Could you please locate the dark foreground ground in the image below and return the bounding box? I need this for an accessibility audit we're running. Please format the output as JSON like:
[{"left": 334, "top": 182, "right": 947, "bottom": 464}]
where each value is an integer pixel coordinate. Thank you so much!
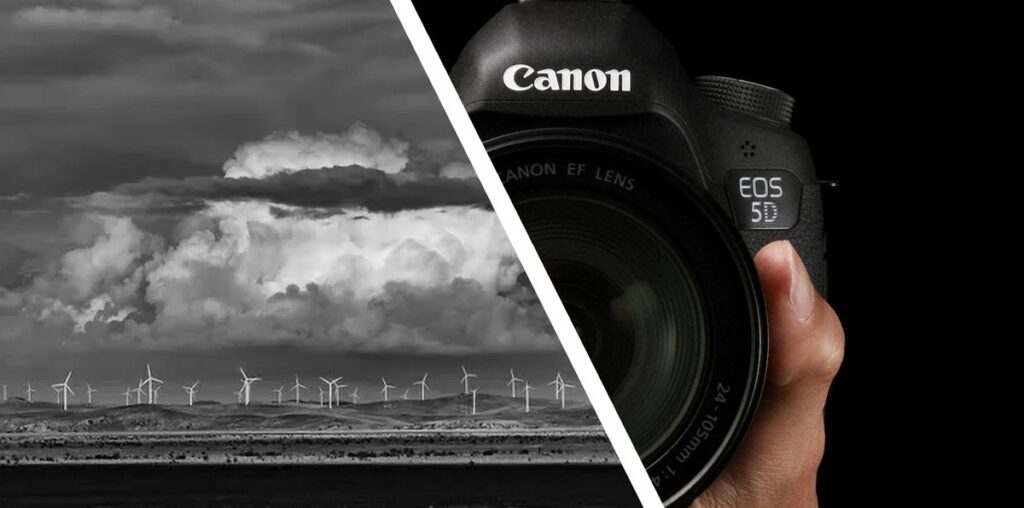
[{"left": 0, "top": 464, "right": 639, "bottom": 507}]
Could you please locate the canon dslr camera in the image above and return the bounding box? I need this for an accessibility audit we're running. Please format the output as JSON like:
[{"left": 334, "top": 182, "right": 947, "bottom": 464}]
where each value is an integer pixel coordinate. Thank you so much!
[{"left": 452, "top": 0, "right": 826, "bottom": 504}]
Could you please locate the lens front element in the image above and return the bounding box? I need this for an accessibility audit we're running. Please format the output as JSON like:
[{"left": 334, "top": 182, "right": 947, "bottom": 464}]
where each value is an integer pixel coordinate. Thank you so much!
[{"left": 517, "top": 193, "right": 706, "bottom": 460}]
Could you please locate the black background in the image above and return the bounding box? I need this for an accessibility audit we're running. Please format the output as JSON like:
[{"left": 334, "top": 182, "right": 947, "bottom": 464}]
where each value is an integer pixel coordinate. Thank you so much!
[{"left": 412, "top": 2, "right": 1019, "bottom": 505}]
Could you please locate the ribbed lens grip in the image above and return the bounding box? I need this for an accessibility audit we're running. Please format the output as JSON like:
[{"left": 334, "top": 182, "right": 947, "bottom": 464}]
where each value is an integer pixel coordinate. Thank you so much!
[{"left": 694, "top": 76, "right": 795, "bottom": 126}]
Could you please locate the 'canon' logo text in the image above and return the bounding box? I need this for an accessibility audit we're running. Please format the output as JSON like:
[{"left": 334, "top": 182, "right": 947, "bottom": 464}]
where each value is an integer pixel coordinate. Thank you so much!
[{"left": 502, "top": 64, "right": 632, "bottom": 92}]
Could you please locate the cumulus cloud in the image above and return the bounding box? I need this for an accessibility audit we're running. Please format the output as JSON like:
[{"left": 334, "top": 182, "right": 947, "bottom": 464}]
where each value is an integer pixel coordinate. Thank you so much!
[
  {"left": 6, "top": 202, "right": 548, "bottom": 352},
  {"left": 223, "top": 125, "right": 410, "bottom": 179},
  {"left": 55, "top": 215, "right": 163, "bottom": 301},
  {"left": 440, "top": 161, "right": 477, "bottom": 179},
  {"left": 0, "top": 123, "right": 535, "bottom": 354}
]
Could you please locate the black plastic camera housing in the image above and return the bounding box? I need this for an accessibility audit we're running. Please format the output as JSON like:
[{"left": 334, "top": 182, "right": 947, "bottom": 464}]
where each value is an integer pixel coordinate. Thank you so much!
[{"left": 452, "top": 1, "right": 825, "bottom": 504}]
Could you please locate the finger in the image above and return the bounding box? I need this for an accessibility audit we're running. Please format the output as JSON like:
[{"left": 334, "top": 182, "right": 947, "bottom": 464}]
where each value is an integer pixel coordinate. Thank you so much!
[{"left": 696, "top": 240, "right": 844, "bottom": 508}]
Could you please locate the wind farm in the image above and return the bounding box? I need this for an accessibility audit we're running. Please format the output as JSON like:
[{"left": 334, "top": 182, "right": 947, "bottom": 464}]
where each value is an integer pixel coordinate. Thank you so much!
[{"left": 0, "top": 363, "right": 610, "bottom": 466}]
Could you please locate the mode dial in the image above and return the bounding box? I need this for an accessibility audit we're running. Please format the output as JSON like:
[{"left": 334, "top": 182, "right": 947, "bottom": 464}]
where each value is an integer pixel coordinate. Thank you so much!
[{"left": 694, "top": 76, "right": 795, "bottom": 126}]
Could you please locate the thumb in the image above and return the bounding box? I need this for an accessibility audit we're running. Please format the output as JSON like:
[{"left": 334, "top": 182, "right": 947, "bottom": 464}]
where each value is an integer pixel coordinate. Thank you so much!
[{"left": 696, "top": 240, "right": 844, "bottom": 508}]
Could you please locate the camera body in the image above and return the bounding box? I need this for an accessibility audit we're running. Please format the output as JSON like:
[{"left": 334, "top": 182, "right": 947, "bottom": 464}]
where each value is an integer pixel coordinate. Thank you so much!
[
  {"left": 453, "top": 0, "right": 825, "bottom": 504},
  {"left": 453, "top": 1, "right": 825, "bottom": 290}
]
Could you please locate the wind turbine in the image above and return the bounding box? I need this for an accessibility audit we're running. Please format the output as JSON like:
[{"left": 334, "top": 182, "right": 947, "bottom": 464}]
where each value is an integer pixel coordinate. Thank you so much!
[
  {"left": 234, "top": 389, "right": 243, "bottom": 404},
  {"left": 239, "top": 368, "right": 261, "bottom": 406},
  {"left": 143, "top": 364, "right": 163, "bottom": 405},
  {"left": 559, "top": 381, "right": 576, "bottom": 409},
  {"left": 402, "top": 388, "right": 410, "bottom": 400},
  {"left": 153, "top": 385, "right": 162, "bottom": 404},
  {"left": 182, "top": 381, "right": 199, "bottom": 406},
  {"left": 470, "top": 387, "right": 479, "bottom": 415},
  {"left": 25, "top": 382, "right": 35, "bottom": 403},
  {"left": 317, "top": 386, "right": 325, "bottom": 407},
  {"left": 134, "top": 380, "right": 145, "bottom": 405},
  {"left": 53, "top": 371, "right": 74, "bottom": 411},
  {"left": 318, "top": 376, "right": 343, "bottom": 409},
  {"left": 86, "top": 384, "right": 97, "bottom": 405},
  {"left": 335, "top": 381, "right": 348, "bottom": 404},
  {"left": 291, "top": 375, "right": 306, "bottom": 404},
  {"left": 507, "top": 369, "right": 523, "bottom": 398},
  {"left": 52, "top": 385, "right": 61, "bottom": 404},
  {"left": 547, "top": 372, "right": 564, "bottom": 400},
  {"left": 414, "top": 373, "right": 430, "bottom": 401},
  {"left": 350, "top": 387, "right": 360, "bottom": 404},
  {"left": 380, "top": 377, "right": 396, "bottom": 404},
  {"left": 459, "top": 365, "right": 476, "bottom": 394},
  {"left": 523, "top": 381, "right": 533, "bottom": 413},
  {"left": 122, "top": 387, "right": 132, "bottom": 407},
  {"left": 273, "top": 386, "right": 285, "bottom": 404}
]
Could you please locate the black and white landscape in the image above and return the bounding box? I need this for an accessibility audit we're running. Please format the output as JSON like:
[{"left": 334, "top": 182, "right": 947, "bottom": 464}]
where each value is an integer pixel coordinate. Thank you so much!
[{"left": 0, "top": 0, "right": 609, "bottom": 477}]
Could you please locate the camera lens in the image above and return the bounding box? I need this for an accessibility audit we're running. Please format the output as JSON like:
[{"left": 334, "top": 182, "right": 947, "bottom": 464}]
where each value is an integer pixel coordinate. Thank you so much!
[
  {"left": 516, "top": 192, "right": 707, "bottom": 460},
  {"left": 490, "top": 133, "right": 766, "bottom": 503}
]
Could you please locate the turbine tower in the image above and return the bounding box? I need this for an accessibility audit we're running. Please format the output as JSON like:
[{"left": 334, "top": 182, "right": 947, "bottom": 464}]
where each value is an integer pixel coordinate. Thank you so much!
[
  {"left": 414, "top": 373, "right": 430, "bottom": 401},
  {"left": 25, "top": 382, "right": 35, "bottom": 403},
  {"left": 291, "top": 375, "right": 306, "bottom": 404},
  {"left": 153, "top": 385, "right": 162, "bottom": 404},
  {"left": 350, "top": 387, "right": 360, "bottom": 404},
  {"left": 53, "top": 371, "right": 74, "bottom": 412},
  {"left": 122, "top": 387, "right": 132, "bottom": 407},
  {"left": 317, "top": 386, "right": 325, "bottom": 407},
  {"left": 380, "top": 377, "right": 396, "bottom": 404},
  {"left": 86, "top": 383, "right": 97, "bottom": 405},
  {"left": 559, "top": 381, "right": 576, "bottom": 409},
  {"left": 239, "top": 368, "right": 261, "bottom": 406},
  {"left": 3, "top": 385, "right": 7, "bottom": 401},
  {"left": 507, "top": 369, "right": 524, "bottom": 398},
  {"left": 459, "top": 365, "right": 476, "bottom": 394},
  {"left": 523, "top": 381, "right": 533, "bottom": 413},
  {"left": 134, "top": 380, "right": 145, "bottom": 405},
  {"left": 273, "top": 386, "right": 285, "bottom": 404},
  {"left": 143, "top": 364, "right": 163, "bottom": 405},
  {"left": 470, "top": 388, "right": 479, "bottom": 415},
  {"left": 182, "top": 381, "right": 199, "bottom": 406}
]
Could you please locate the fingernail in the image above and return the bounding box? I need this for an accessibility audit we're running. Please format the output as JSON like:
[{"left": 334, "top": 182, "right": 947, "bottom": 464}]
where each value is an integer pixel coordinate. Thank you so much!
[{"left": 787, "top": 241, "right": 815, "bottom": 322}]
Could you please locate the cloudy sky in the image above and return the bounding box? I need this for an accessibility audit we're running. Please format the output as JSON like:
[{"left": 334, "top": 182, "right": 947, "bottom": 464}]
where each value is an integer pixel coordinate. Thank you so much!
[{"left": 0, "top": 0, "right": 576, "bottom": 404}]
